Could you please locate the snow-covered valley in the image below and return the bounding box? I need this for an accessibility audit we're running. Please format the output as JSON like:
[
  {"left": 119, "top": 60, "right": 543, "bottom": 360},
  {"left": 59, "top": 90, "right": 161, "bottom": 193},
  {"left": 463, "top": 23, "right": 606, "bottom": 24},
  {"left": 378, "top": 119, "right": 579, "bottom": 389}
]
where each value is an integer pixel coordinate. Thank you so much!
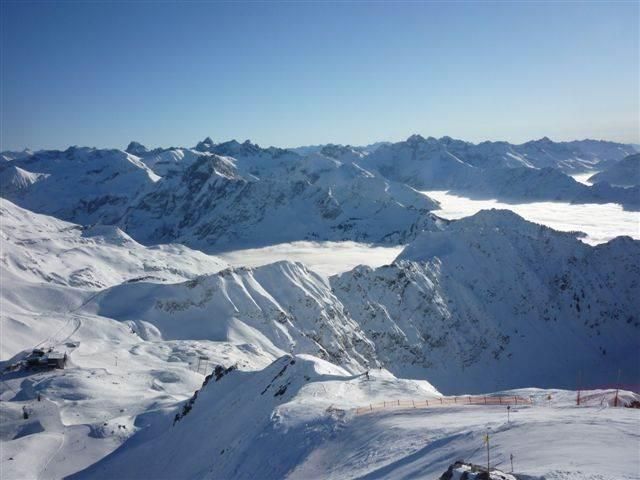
[
  {"left": 217, "top": 241, "right": 403, "bottom": 277},
  {"left": 1, "top": 135, "right": 639, "bottom": 479}
]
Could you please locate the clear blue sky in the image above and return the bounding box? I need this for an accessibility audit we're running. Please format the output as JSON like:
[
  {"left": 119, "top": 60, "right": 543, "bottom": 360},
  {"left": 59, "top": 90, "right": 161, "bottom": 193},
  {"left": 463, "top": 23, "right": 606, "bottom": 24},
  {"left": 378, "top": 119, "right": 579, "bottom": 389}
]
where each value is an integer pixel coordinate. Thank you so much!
[{"left": 1, "top": 1, "right": 638, "bottom": 151}]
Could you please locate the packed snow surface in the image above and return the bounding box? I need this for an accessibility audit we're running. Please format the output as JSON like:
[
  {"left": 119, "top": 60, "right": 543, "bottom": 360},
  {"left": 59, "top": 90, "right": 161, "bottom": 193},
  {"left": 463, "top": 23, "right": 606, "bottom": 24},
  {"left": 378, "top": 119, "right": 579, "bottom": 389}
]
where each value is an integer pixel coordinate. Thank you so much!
[
  {"left": 424, "top": 190, "right": 640, "bottom": 244},
  {"left": 69, "top": 357, "right": 640, "bottom": 480}
]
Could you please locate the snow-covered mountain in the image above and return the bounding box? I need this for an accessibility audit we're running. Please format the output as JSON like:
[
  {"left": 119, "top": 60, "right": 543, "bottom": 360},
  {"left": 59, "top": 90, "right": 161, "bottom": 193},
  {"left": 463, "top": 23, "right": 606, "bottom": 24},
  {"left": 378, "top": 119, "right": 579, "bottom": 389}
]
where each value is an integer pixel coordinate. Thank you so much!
[
  {"left": 0, "top": 149, "right": 34, "bottom": 162},
  {"left": 361, "top": 135, "right": 640, "bottom": 210},
  {"left": 72, "top": 209, "right": 640, "bottom": 394},
  {"left": 0, "top": 141, "right": 441, "bottom": 249},
  {"left": 85, "top": 261, "right": 377, "bottom": 370},
  {"left": 119, "top": 149, "right": 440, "bottom": 250},
  {"left": 71, "top": 355, "right": 639, "bottom": 480},
  {"left": 289, "top": 140, "right": 389, "bottom": 157},
  {"left": 0, "top": 198, "right": 228, "bottom": 290},
  {"left": 194, "top": 138, "right": 302, "bottom": 176},
  {"left": 362, "top": 135, "right": 635, "bottom": 176},
  {"left": 72, "top": 355, "right": 441, "bottom": 480},
  {"left": 0, "top": 147, "right": 159, "bottom": 225},
  {"left": 363, "top": 135, "right": 480, "bottom": 189},
  {"left": 1, "top": 130, "right": 639, "bottom": 479},
  {"left": 512, "top": 137, "right": 634, "bottom": 171},
  {"left": 588, "top": 153, "right": 640, "bottom": 187},
  {"left": 127, "top": 146, "right": 206, "bottom": 176},
  {"left": 0, "top": 198, "right": 229, "bottom": 357},
  {"left": 1, "top": 135, "right": 637, "bottom": 253},
  {"left": 333, "top": 210, "right": 640, "bottom": 392}
]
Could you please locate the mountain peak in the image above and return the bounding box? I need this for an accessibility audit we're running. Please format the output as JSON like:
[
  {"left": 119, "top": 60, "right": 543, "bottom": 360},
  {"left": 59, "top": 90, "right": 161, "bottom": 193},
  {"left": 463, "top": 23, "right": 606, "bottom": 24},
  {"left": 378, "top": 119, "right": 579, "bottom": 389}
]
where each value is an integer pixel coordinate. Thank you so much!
[
  {"left": 125, "top": 141, "right": 148, "bottom": 156},
  {"left": 195, "top": 136, "right": 216, "bottom": 152},
  {"left": 406, "top": 134, "right": 426, "bottom": 143}
]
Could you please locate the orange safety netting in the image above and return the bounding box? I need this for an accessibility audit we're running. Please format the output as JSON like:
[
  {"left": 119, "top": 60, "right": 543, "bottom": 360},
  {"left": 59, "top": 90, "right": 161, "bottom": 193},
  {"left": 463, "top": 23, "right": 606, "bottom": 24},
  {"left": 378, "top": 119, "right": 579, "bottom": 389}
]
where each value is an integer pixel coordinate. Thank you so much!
[{"left": 354, "top": 395, "right": 532, "bottom": 415}]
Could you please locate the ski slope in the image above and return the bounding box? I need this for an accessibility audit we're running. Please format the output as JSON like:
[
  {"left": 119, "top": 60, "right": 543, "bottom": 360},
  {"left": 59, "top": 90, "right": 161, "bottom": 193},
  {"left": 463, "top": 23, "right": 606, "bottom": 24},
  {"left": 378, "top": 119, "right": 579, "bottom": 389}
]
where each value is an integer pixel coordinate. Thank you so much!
[{"left": 66, "top": 356, "right": 640, "bottom": 480}]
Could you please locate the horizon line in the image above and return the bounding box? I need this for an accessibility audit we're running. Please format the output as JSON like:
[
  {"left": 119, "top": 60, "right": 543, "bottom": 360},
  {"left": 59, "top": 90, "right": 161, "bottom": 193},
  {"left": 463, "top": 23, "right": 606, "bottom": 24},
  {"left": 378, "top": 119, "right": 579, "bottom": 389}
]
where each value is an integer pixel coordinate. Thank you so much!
[{"left": 4, "top": 134, "right": 639, "bottom": 154}]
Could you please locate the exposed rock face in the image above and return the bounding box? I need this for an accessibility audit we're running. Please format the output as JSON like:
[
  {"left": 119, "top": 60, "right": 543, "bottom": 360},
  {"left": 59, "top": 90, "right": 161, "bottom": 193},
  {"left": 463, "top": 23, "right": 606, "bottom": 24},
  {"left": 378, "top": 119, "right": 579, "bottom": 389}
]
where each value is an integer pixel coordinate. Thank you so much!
[{"left": 439, "top": 461, "right": 519, "bottom": 480}]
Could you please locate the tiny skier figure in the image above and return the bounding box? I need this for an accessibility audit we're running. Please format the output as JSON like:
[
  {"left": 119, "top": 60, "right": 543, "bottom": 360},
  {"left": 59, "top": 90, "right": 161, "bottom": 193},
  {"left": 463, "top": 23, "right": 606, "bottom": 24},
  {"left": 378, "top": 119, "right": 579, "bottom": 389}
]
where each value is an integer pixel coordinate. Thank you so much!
[{"left": 365, "top": 371, "right": 370, "bottom": 381}]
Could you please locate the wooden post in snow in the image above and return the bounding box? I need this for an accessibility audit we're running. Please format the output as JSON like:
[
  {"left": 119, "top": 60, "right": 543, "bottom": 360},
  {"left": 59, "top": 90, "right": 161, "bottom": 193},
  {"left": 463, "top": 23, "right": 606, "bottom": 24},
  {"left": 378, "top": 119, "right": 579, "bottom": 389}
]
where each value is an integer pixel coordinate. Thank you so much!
[
  {"left": 614, "top": 369, "right": 621, "bottom": 407},
  {"left": 484, "top": 432, "right": 490, "bottom": 474}
]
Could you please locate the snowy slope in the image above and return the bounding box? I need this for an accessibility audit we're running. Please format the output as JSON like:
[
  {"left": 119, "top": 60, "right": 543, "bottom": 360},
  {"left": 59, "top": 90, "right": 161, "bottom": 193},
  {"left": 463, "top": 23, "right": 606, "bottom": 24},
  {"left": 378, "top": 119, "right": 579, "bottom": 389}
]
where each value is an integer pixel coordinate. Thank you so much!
[
  {"left": 81, "top": 209, "right": 640, "bottom": 394},
  {"left": 588, "top": 153, "right": 640, "bottom": 187},
  {"left": 84, "top": 261, "right": 377, "bottom": 371},
  {"left": 72, "top": 355, "right": 442, "bottom": 480},
  {"left": 0, "top": 149, "right": 34, "bottom": 162},
  {"left": 119, "top": 150, "right": 440, "bottom": 250},
  {"left": 0, "top": 198, "right": 228, "bottom": 290},
  {"left": 0, "top": 147, "right": 159, "bottom": 224},
  {"left": 0, "top": 307, "right": 279, "bottom": 479},
  {"left": 364, "top": 135, "right": 480, "bottom": 189},
  {"left": 362, "top": 136, "right": 640, "bottom": 210},
  {"left": 332, "top": 210, "right": 640, "bottom": 393},
  {"left": 0, "top": 198, "right": 228, "bottom": 358},
  {"left": 513, "top": 137, "right": 634, "bottom": 171},
  {"left": 129, "top": 147, "right": 205, "bottom": 176},
  {"left": 72, "top": 355, "right": 640, "bottom": 480},
  {"left": 0, "top": 199, "right": 281, "bottom": 478}
]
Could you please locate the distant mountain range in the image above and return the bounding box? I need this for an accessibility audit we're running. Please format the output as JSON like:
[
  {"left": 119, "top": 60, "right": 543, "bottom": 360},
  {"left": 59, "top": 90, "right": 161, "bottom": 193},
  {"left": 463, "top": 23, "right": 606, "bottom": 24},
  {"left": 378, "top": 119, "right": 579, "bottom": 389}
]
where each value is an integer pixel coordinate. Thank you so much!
[
  {"left": 1, "top": 135, "right": 638, "bottom": 253},
  {"left": 588, "top": 153, "right": 640, "bottom": 188}
]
